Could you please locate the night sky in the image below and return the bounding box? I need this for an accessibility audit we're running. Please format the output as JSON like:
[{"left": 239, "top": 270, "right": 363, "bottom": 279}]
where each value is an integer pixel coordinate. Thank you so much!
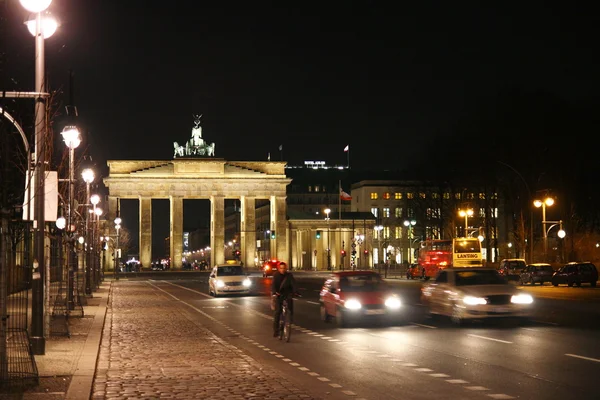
[{"left": 2, "top": 1, "right": 599, "bottom": 256}]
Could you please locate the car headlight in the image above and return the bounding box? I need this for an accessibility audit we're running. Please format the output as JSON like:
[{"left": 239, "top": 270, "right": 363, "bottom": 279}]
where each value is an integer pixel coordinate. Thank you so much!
[
  {"left": 511, "top": 293, "right": 533, "bottom": 304},
  {"left": 463, "top": 295, "right": 487, "bottom": 305},
  {"left": 215, "top": 280, "right": 225, "bottom": 288},
  {"left": 385, "top": 296, "right": 401, "bottom": 309},
  {"left": 344, "top": 299, "right": 362, "bottom": 310},
  {"left": 243, "top": 278, "right": 251, "bottom": 287}
]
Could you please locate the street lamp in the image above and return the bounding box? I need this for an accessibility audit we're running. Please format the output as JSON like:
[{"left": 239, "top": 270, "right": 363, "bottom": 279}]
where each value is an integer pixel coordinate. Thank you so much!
[
  {"left": 61, "top": 125, "right": 80, "bottom": 311},
  {"left": 403, "top": 220, "right": 416, "bottom": 264},
  {"left": 94, "top": 207, "right": 103, "bottom": 287},
  {"left": 546, "top": 221, "right": 566, "bottom": 263},
  {"left": 87, "top": 193, "right": 100, "bottom": 293},
  {"left": 458, "top": 209, "right": 474, "bottom": 237},
  {"left": 374, "top": 225, "right": 383, "bottom": 269},
  {"left": 20, "top": 0, "right": 58, "bottom": 356},
  {"left": 324, "top": 208, "right": 331, "bottom": 270},
  {"left": 534, "top": 197, "right": 555, "bottom": 262},
  {"left": 114, "top": 217, "right": 122, "bottom": 280}
]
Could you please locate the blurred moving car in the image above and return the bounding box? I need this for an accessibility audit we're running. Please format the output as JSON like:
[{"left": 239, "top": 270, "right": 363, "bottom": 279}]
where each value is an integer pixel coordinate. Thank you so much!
[
  {"left": 406, "top": 264, "right": 424, "bottom": 279},
  {"left": 421, "top": 267, "right": 534, "bottom": 325},
  {"left": 519, "top": 263, "right": 554, "bottom": 285},
  {"left": 497, "top": 258, "right": 526, "bottom": 282},
  {"left": 551, "top": 262, "right": 598, "bottom": 287},
  {"left": 262, "top": 259, "right": 281, "bottom": 277},
  {"left": 319, "top": 270, "right": 403, "bottom": 327},
  {"left": 208, "top": 263, "right": 252, "bottom": 296}
]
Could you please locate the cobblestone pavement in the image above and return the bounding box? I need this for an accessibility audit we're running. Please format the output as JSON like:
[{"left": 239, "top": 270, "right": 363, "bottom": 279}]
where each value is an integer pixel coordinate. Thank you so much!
[{"left": 92, "top": 281, "right": 321, "bottom": 399}]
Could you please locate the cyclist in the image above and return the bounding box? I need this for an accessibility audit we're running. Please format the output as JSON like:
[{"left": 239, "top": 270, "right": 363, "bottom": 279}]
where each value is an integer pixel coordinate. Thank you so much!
[{"left": 271, "top": 261, "right": 298, "bottom": 337}]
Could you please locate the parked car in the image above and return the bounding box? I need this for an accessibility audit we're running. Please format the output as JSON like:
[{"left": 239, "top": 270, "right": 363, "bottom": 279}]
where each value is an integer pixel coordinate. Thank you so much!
[
  {"left": 262, "top": 259, "right": 281, "bottom": 277},
  {"left": 208, "top": 263, "right": 252, "bottom": 296},
  {"left": 551, "top": 262, "right": 598, "bottom": 287},
  {"left": 498, "top": 258, "right": 527, "bottom": 282},
  {"left": 519, "top": 263, "right": 554, "bottom": 286},
  {"left": 421, "top": 267, "right": 534, "bottom": 325},
  {"left": 319, "top": 270, "right": 404, "bottom": 327}
]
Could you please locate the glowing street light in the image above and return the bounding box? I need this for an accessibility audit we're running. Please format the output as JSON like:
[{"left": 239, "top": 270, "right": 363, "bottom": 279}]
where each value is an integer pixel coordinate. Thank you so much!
[
  {"left": 534, "top": 197, "right": 555, "bottom": 262},
  {"left": 324, "top": 208, "right": 331, "bottom": 270},
  {"left": 458, "top": 209, "right": 474, "bottom": 236}
]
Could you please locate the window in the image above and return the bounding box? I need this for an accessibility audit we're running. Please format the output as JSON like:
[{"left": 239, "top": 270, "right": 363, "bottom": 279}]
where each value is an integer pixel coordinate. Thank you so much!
[
  {"left": 407, "top": 208, "right": 415, "bottom": 218},
  {"left": 478, "top": 192, "right": 485, "bottom": 199},
  {"left": 479, "top": 208, "right": 485, "bottom": 218},
  {"left": 395, "top": 207, "right": 403, "bottom": 218},
  {"left": 454, "top": 193, "right": 461, "bottom": 200},
  {"left": 394, "top": 192, "right": 402, "bottom": 200},
  {"left": 371, "top": 207, "right": 378, "bottom": 217},
  {"left": 370, "top": 192, "right": 378, "bottom": 200},
  {"left": 395, "top": 226, "right": 403, "bottom": 239},
  {"left": 432, "top": 193, "right": 439, "bottom": 199},
  {"left": 383, "top": 192, "right": 391, "bottom": 200},
  {"left": 467, "top": 193, "right": 475, "bottom": 199},
  {"left": 314, "top": 185, "right": 320, "bottom": 192},
  {"left": 406, "top": 193, "right": 414, "bottom": 199},
  {"left": 308, "top": 185, "right": 312, "bottom": 192},
  {"left": 426, "top": 208, "right": 440, "bottom": 219},
  {"left": 419, "top": 192, "right": 426, "bottom": 199},
  {"left": 444, "top": 192, "right": 450, "bottom": 199},
  {"left": 382, "top": 208, "right": 390, "bottom": 218},
  {"left": 383, "top": 226, "right": 390, "bottom": 239}
]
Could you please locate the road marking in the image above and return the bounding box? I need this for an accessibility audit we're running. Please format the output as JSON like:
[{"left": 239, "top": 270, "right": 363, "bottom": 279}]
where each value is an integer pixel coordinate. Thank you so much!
[
  {"left": 415, "top": 368, "right": 433, "bottom": 372},
  {"left": 466, "top": 386, "right": 489, "bottom": 391},
  {"left": 446, "top": 379, "right": 469, "bottom": 384},
  {"left": 342, "top": 391, "right": 357, "bottom": 396},
  {"left": 565, "top": 353, "right": 600, "bottom": 363},
  {"left": 411, "top": 322, "right": 437, "bottom": 329},
  {"left": 487, "top": 394, "right": 515, "bottom": 399},
  {"left": 430, "top": 373, "right": 450, "bottom": 378},
  {"left": 467, "top": 334, "right": 512, "bottom": 344},
  {"left": 330, "top": 383, "right": 343, "bottom": 388},
  {"left": 306, "top": 301, "right": 320, "bottom": 305},
  {"left": 318, "top": 377, "right": 331, "bottom": 382}
]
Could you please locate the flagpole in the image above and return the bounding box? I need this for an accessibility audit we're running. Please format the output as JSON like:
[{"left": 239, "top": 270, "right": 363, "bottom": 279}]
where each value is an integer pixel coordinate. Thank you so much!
[{"left": 339, "top": 180, "right": 342, "bottom": 270}]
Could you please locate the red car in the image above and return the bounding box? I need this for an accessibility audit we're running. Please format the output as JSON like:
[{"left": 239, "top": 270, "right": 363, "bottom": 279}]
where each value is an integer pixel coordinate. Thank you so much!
[
  {"left": 319, "top": 270, "right": 404, "bottom": 327},
  {"left": 262, "top": 260, "right": 281, "bottom": 277}
]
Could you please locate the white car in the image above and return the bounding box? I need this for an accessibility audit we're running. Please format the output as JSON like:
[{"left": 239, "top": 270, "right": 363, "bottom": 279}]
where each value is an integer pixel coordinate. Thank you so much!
[
  {"left": 208, "top": 264, "right": 252, "bottom": 297},
  {"left": 420, "top": 267, "right": 534, "bottom": 325}
]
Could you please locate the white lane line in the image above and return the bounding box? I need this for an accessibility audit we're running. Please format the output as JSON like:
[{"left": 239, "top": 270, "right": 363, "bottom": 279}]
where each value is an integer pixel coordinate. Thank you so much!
[
  {"left": 565, "top": 353, "right": 600, "bottom": 363},
  {"left": 415, "top": 368, "right": 433, "bottom": 372},
  {"left": 487, "top": 394, "right": 515, "bottom": 399},
  {"left": 430, "top": 373, "right": 450, "bottom": 378},
  {"left": 467, "top": 334, "right": 512, "bottom": 344},
  {"left": 465, "top": 386, "right": 489, "bottom": 391},
  {"left": 306, "top": 301, "right": 320, "bottom": 305},
  {"left": 446, "top": 379, "right": 469, "bottom": 384},
  {"left": 289, "top": 362, "right": 301, "bottom": 367},
  {"left": 330, "top": 383, "right": 343, "bottom": 388},
  {"left": 283, "top": 358, "right": 292, "bottom": 362},
  {"left": 411, "top": 322, "right": 437, "bottom": 329},
  {"left": 307, "top": 372, "right": 320, "bottom": 376},
  {"left": 342, "top": 391, "right": 357, "bottom": 396},
  {"left": 401, "top": 363, "right": 418, "bottom": 367},
  {"left": 298, "top": 367, "right": 310, "bottom": 371},
  {"left": 317, "top": 377, "right": 331, "bottom": 382}
]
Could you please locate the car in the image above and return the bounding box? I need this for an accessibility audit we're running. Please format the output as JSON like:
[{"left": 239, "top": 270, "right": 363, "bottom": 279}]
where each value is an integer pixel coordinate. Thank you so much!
[
  {"left": 497, "top": 259, "right": 527, "bottom": 282},
  {"left": 208, "top": 263, "right": 252, "bottom": 297},
  {"left": 519, "top": 263, "right": 554, "bottom": 285},
  {"left": 551, "top": 262, "right": 598, "bottom": 287},
  {"left": 319, "top": 270, "right": 404, "bottom": 327},
  {"left": 406, "top": 264, "right": 424, "bottom": 279},
  {"left": 420, "top": 267, "right": 534, "bottom": 325},
  {"left": 262, "top": 260, "right": 281, "bottom": 277}
]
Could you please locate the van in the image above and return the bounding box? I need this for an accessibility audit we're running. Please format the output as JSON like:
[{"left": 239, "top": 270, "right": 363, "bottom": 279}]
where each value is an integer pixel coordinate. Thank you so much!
[{"left": 498, "top": 259, "right": 526, "bottom": 282}]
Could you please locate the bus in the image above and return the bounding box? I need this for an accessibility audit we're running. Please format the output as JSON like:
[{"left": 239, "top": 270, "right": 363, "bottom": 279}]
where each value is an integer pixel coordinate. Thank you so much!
[{"left": 417, "top": 238, "right": 483, "bottom": 279}]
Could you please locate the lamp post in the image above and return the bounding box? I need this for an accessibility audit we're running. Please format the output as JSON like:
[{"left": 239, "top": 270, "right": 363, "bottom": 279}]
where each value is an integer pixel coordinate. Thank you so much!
[
  {"left": 546, "top": 221, "right": 565, "bottom": 263},
  {"left": 60, "top": 126, "right": 80, "bottom": 310},
  {"left": 89, "top": 194, "right": 100, "bottom": 292},
  {"left": 403, "top": 220, "right": 416, "bottom": 264},
  {"left": 93, "top": 206, "right": 103, "bottom": 288},
  {"left": 82, "top": 169, "right": 94, "bottom": 294},
  {"left": 19, "top": 0, "right": 59, "bottom": 356},
  {"left": 324, "top": 208, "right": 331, "bottom": 270},
  {"left": 458, "top": 209, "right": 473, "bottom": 237},
  {"left": 114, "top": 217, "right": 122, "bottom": 280},
  {"left": 374, "top": 225, "right": 383, "bottom": 271},
  {"left": 534, "top": 197, "right": 555, "bottom": 262}
]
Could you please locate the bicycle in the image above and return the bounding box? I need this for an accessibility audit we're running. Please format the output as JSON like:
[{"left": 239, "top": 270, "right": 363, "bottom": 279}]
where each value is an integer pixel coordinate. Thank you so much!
[{"left": 278, "top": 296, "right": 293, "bottom": 342}]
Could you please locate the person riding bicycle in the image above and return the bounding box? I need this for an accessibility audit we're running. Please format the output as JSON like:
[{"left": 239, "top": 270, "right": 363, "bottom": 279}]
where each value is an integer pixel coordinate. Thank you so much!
[{"left": 271, "top": 261, "right": 299, "bottom": 337}]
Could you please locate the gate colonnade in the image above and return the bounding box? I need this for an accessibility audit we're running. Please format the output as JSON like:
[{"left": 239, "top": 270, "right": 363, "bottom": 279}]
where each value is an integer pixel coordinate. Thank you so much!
[{"left": 103, "top": 159, "right": 291, "bottom": 269}]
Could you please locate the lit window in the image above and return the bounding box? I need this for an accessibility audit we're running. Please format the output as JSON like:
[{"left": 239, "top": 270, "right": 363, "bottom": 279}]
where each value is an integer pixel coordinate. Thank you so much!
[
  {"left": 407, "top": 208, "right": 414, "bottom": 217},
  {"left": 315, "top": 186, "right": 320, "bottom": 192},
  {"left": 479, "top": 192, "right": 485, "bottom": 199},
  {"left": 383, "top": 227, "right": 390, "bottom": 239},
  {"left": 419, "top": 192, "right": 426, "bottom": 199},
  {"left": 308, "top": 186, "right": 312, "bottom": 192},
  {"left": 395, "top": 207, "right": 402, "bottom": 218},
  {"left": 493, "top": 207, "right": 498, "bottom": 218},
  {"left": 491, "top": 193, "right": 498, "bottom": 199},
  {"left": 479, "top": 208, "right": 485, "bottom": 217},
  {"left": 394, "top": 192, "right": 402, "bottom": 199},
  {"left": 371, "top": 207, "right": 378, "bottom": 217},
  {"left": 455, "top": 193, "right": 461, "bottom": 200},
  {"left": 407, "top": 193, "right": 414, "bottom": 199},
  {"left": 370, "top": 192, "right": 378, "bottom": 200},
  {"left": 395, "top": 226, "right": 403, "bottom": 239},
  {"left": 383, "top": 192, "right": 391, "bottom": 200},
  {"left": 383, "top": 208, "right": 390, "bottom": 218},
  {"left": 467, "top": 193, "right": 475, "bottom": 199},
  {"left": 444, "top": 192, "right": 450, "bottom": 199},
  {"left": 432, "top": 193, "right": 439, "bottom": 199}
]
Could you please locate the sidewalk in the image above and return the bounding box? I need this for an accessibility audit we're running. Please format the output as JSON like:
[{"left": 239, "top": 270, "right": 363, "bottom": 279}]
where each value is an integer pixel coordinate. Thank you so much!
[{"left": 7, "top": 279, "right": 320, "bottom": 400}]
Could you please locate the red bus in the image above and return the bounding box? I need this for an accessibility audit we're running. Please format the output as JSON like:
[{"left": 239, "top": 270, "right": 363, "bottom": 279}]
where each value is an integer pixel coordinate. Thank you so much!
[{"left": 417, "top": 239, "right": 453, "bottom": 279}]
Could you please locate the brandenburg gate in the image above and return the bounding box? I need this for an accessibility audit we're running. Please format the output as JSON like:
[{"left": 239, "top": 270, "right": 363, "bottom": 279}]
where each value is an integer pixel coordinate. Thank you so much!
[{"left": 103, "top": 117, "right": 291, "bottom": 269}]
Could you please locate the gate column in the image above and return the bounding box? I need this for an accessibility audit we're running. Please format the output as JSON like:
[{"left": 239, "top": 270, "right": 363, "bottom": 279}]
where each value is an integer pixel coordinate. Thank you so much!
[
  {"left": 240, "top": 196, "right": 256, "bottom": 268},
  {"left": 211, "top": 195, "right": 225, "bottom": 265},
  {"left": 170, "top": 196, "right": 183, "bottom": 269},
  {"left": 271, "top": 195, "right": 288, "bottom": 262},
  {"left": 139, "top": 197, "right": 152, "bottom": 268}
]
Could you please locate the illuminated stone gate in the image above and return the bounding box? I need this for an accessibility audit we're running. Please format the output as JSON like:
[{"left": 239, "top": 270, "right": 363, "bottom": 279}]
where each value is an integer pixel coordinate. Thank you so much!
[{"left": 103, "top": 159, "right": 291, "bottom": 269}]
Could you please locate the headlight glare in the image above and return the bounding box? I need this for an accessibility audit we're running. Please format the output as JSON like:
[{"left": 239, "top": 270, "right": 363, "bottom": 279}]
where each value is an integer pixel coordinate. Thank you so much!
[
  {"left": 243, "top": 278, "right": 251, "bottom": 287},
  {"left": 216, "top": 280, "right": 225, "bottom": 288},
  {"left": 463, "top": 295, "right": 487, "bottom": 305},
  {"left": 511, "top": 293, "right": 533, "bottom": 304},
  {"left": 385, "top": 296, "right": 401, "bottom": 309},
  {"left": 344, "top": 299, "right": 362, "bottom": 310}
]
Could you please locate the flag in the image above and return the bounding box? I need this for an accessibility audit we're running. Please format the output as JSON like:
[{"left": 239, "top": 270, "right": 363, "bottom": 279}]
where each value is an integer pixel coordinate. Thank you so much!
[
  {"left": 343, "top": 145, "right": 349, "bottom": 152},
  {"left": 340, "top": 189, "right": 352, "bottom": 201},
  {"left": 279, "top": 144, "right": 283, "bottom": 151}
]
